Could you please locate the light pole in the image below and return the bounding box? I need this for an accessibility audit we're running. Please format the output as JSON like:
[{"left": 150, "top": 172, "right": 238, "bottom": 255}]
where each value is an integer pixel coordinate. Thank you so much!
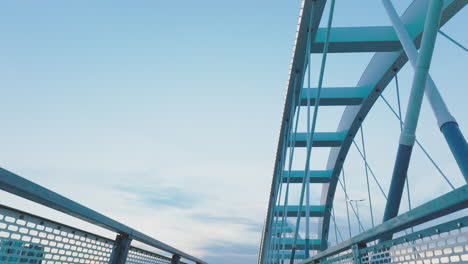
[{"left": 348, "top": 198, "right": 366, "bottom": 232}]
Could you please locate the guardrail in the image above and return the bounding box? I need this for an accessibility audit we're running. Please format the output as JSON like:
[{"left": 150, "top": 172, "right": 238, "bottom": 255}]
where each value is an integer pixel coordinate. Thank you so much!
[
  {"left": 299, "top": 185, "right": 468, "bottom": 264},
  {"left": 0, "top": 167, "right": 207, "bottom": 264}
]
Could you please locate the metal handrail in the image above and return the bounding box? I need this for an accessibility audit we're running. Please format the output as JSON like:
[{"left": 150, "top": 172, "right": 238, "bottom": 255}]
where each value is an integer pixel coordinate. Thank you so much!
[
  {"left": 299, "top": 185, "right": 468, "bottom": 263},
  {"left": 0, "top": 203, "right": 188, "bottom": 264},
  {"left": 0, "top": 167, "right": 206, "bottom": 264}
]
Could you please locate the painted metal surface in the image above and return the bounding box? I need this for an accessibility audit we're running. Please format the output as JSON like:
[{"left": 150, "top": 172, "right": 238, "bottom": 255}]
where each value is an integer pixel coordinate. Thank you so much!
[
  {"left": 317, "top": 0, "right": 465, "bottom": 250},
  {"left": 275, "top": 205, "right": 326, "bottom": 217},
  {"left": 0, "top": 168, "right": 207, "bottom": 264},
  {"left": 311, "top": 26, "right": 418, "bottom": 53},
  {"left": 301, "top": 185, "right": 468, "bottom": 263},
  {"left": 110, "top": 234, "right": 132, "bottom": 264},
  {"left": 0, "top": 204, "right": 186, "bottom": 264},
  {"left": 261, "top": 0, "right": 467, "bottom": 262},
  {"left": 291, "top": 132, "right": 346, "bottom": 147},
  {"left": 282, "top": 170, "right": 332, "bottom": 184},
  {"left": 259, "top": 0, "right": 327, "bottom": 262},
  {"left": 381, "top": 0, "right": 467, "bottom": 180},
  {"left": 441, "top": 122, "right": 468, "bottom": 181},
  {"left": 299, "top": 87, "right": 372, "bottom": 106},
  {"left": 383, "top": 0, "right": 444, "bottom": 235}
]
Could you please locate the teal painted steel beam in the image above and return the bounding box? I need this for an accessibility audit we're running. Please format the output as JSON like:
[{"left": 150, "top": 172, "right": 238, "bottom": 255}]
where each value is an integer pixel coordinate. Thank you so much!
[
  {"left": 290, "top": 132, "right": 347, "bottom": 147},
  {"left": 259, "top": 1, "right": 327, "bottom": 262},
  {"left": 382, "top": 0, "right": 444, "bottom": 236},
  {"left": 0, "top": 168, "right": 207, "bottom": 264},
  {"left": 282, "top": 170, "right": 332, "bottom": 183},
  {"left": 275, "top": 205, "right": 326, "bottom": 217},
  {"left": 274, "top": 226, "right": 293, "bottom": 234},
  {"left": 272, "top": 251, "right": 307, "bottom": 259},
  {"left": 315, "top": 0, "right": 465, "bottom": 250},
  {"left": 440, "top": 122, "right": 468, "bottom": 181},
  {"left": 110, "top": 234, "right": 132, "bottom": 264},
  {"left": 300, "top": 87, "right": 372, "bottom": 106},
  {"left": 311, "top": 26, "right": 419, "bottom": 53},
  {"left": 381, "top": 0, "right": 467, "bottom": 181},
  {"left": 271, "top": 238, "right": 321, "bottom": 250},
  {"left": 302, "top": 185, "right": 468, "bottom": 263}
]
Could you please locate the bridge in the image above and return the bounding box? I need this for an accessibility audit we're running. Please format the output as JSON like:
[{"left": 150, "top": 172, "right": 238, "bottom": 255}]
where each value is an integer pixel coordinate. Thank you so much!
[{"left": 1, "top": 0, "right": 467, "bottom": 264}]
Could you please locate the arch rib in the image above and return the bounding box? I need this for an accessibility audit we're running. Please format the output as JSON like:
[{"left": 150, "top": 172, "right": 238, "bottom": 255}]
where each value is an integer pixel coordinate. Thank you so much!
[{"left": 317, "top": 0, "right": 466, "bottom": 250}]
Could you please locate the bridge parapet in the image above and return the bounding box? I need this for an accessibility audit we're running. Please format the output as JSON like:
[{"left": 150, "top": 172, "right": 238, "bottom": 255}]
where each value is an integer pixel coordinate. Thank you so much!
[
  {"left": 299, "top": 186, "right": 468, "bottom": 264},
  {"left": 0, "top": 168, "right": 206, "bottom": 264}
]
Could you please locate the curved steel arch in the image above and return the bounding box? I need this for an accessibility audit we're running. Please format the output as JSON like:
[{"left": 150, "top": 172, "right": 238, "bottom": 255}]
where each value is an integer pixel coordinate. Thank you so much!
[
  {"left": 259, "top": 0, "right": 467, "bottom": 262},
  {"left": 258, "top": 0, "right": 327, "bottom": 262},
  {"left": 317, "top": 0, "right": 466, "bottom": 249}
]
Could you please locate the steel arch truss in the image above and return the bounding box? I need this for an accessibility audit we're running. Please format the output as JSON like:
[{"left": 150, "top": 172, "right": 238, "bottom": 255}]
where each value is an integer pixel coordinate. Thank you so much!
[{"left": 259, "top": 0, "right": 467, "bottom": 263}]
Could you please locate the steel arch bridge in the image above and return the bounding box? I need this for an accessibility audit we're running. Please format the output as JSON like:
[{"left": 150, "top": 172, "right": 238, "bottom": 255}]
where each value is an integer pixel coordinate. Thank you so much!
[
  {"left": 0, "top": 1, "right": 466, "bottom": 264},
  {"left": 258, "top": 0, "right": 468, "bottom": 264}
]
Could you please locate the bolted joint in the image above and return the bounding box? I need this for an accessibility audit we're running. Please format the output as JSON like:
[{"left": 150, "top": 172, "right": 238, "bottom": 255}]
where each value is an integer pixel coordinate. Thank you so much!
[
  {"left": 110, "top": 233, "right": 132, "bottom": 264},
  {"left": 171, "top": 254, "right": 181, "bottom": 264},
  {"left": 351, "top": 244, "right": 362, "bottom": 264}
]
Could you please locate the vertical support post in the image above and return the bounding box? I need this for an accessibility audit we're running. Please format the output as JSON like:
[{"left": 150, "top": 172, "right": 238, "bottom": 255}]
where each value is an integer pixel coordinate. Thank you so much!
[
  {"left": 382, "top": 0, "right": 444, "bottom": 238},
  {"left": 380, "top": 0, "right": 443, "bottom": 241},
  {"left": 351, "top": 244, "right": 362, "bottom": 264},
  {"left": 441, "top": 122, "right": 468, "bottom": 181},
  {"left": 110, "top": 233, "right": 132, "bottom": 264},
  {"left": 171, "top": 254, "right": 181, "bottom": 264},
  {"left": 381, "top": 0, "right": 468, "bottom": 181}
]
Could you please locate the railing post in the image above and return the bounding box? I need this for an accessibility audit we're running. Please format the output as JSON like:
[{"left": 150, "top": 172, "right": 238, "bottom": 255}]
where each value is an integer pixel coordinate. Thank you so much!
[
  {"left": 110, "top": 233, "right": 132, "bottom": 264},
  {"left": 351, "top": 244, "right": 362, "bottom": 264},
  {"left": 171, "top": 254, "right": 181, "bottom": 264}
]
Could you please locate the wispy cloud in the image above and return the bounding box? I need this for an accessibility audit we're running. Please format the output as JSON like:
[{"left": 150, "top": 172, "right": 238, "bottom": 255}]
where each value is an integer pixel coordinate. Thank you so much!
[
  {"left": 201, "top": 241, "right": 259, "bottom": 264},
  {"left": 191, "top": 213, "right": 263, "bottom": 233},
  {"left": 114, "top": 185, "right": 203, "bottom": 209}
]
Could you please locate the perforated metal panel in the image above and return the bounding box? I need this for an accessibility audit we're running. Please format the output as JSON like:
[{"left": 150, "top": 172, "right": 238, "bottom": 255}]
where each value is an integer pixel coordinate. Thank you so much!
[
  {"left": 0, "top": 205, "right": 114, "bottom": 264},
  {"left": 318, "top": 251, "right": 353, "bottom": 264},
  {"left": 126, "top": 247, "right": 171, "bottom": 264},
  {"left": 360, "top": 228, "right": 468, "bottom": 264}
]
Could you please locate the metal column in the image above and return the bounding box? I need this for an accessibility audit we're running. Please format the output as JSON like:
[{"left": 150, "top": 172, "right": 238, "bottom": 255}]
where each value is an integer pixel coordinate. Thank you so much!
[
  {"left": 382, "top": 0, "right": 444, "bottom": 232},
  {"left": 110, "top": 233, "right": 132, "bottom": 264},
  {"left": 171, "top": 254, "right": 182, "bottom": 264},
  {"left": 381, "top": 0, "right": 468, "bottom": 181}
]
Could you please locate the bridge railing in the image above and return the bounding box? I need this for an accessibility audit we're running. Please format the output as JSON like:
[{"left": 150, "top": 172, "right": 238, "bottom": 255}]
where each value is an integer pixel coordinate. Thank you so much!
[
  {"left": 0, "top": 168, "right": 207, "bottom": 264},
  {"left": 299, "top": 186, "right": 468, "bottom": 264}
]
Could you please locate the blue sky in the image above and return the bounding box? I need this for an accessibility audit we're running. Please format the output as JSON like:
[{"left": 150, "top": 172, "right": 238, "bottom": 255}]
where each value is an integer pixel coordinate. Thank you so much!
[{"left": 0, "top": 1, "right": 467, "bottom": 264}]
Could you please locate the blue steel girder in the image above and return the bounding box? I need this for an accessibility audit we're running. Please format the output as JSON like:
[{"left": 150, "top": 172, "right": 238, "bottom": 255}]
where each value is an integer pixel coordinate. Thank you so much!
[
  {"left": 316, "top": 0, "right": 466, "bottom": 251},
  {"left": 282, "top": 170, "right": 332, "bottom": 184},
  {"left": 310, "top": 26, "right": 420, "bottom": 53},
  {"left": 258, "top": 0, "right": 327, "bottom": 263},
  {"left": 0, "top": 168, "right": 207, "bottom": 264},
  {"left": 260, "top": 0, "right": 467, "bottom": 262},
  {"left": 301, "top": 185, "right": 468, "bottom": 263}
]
